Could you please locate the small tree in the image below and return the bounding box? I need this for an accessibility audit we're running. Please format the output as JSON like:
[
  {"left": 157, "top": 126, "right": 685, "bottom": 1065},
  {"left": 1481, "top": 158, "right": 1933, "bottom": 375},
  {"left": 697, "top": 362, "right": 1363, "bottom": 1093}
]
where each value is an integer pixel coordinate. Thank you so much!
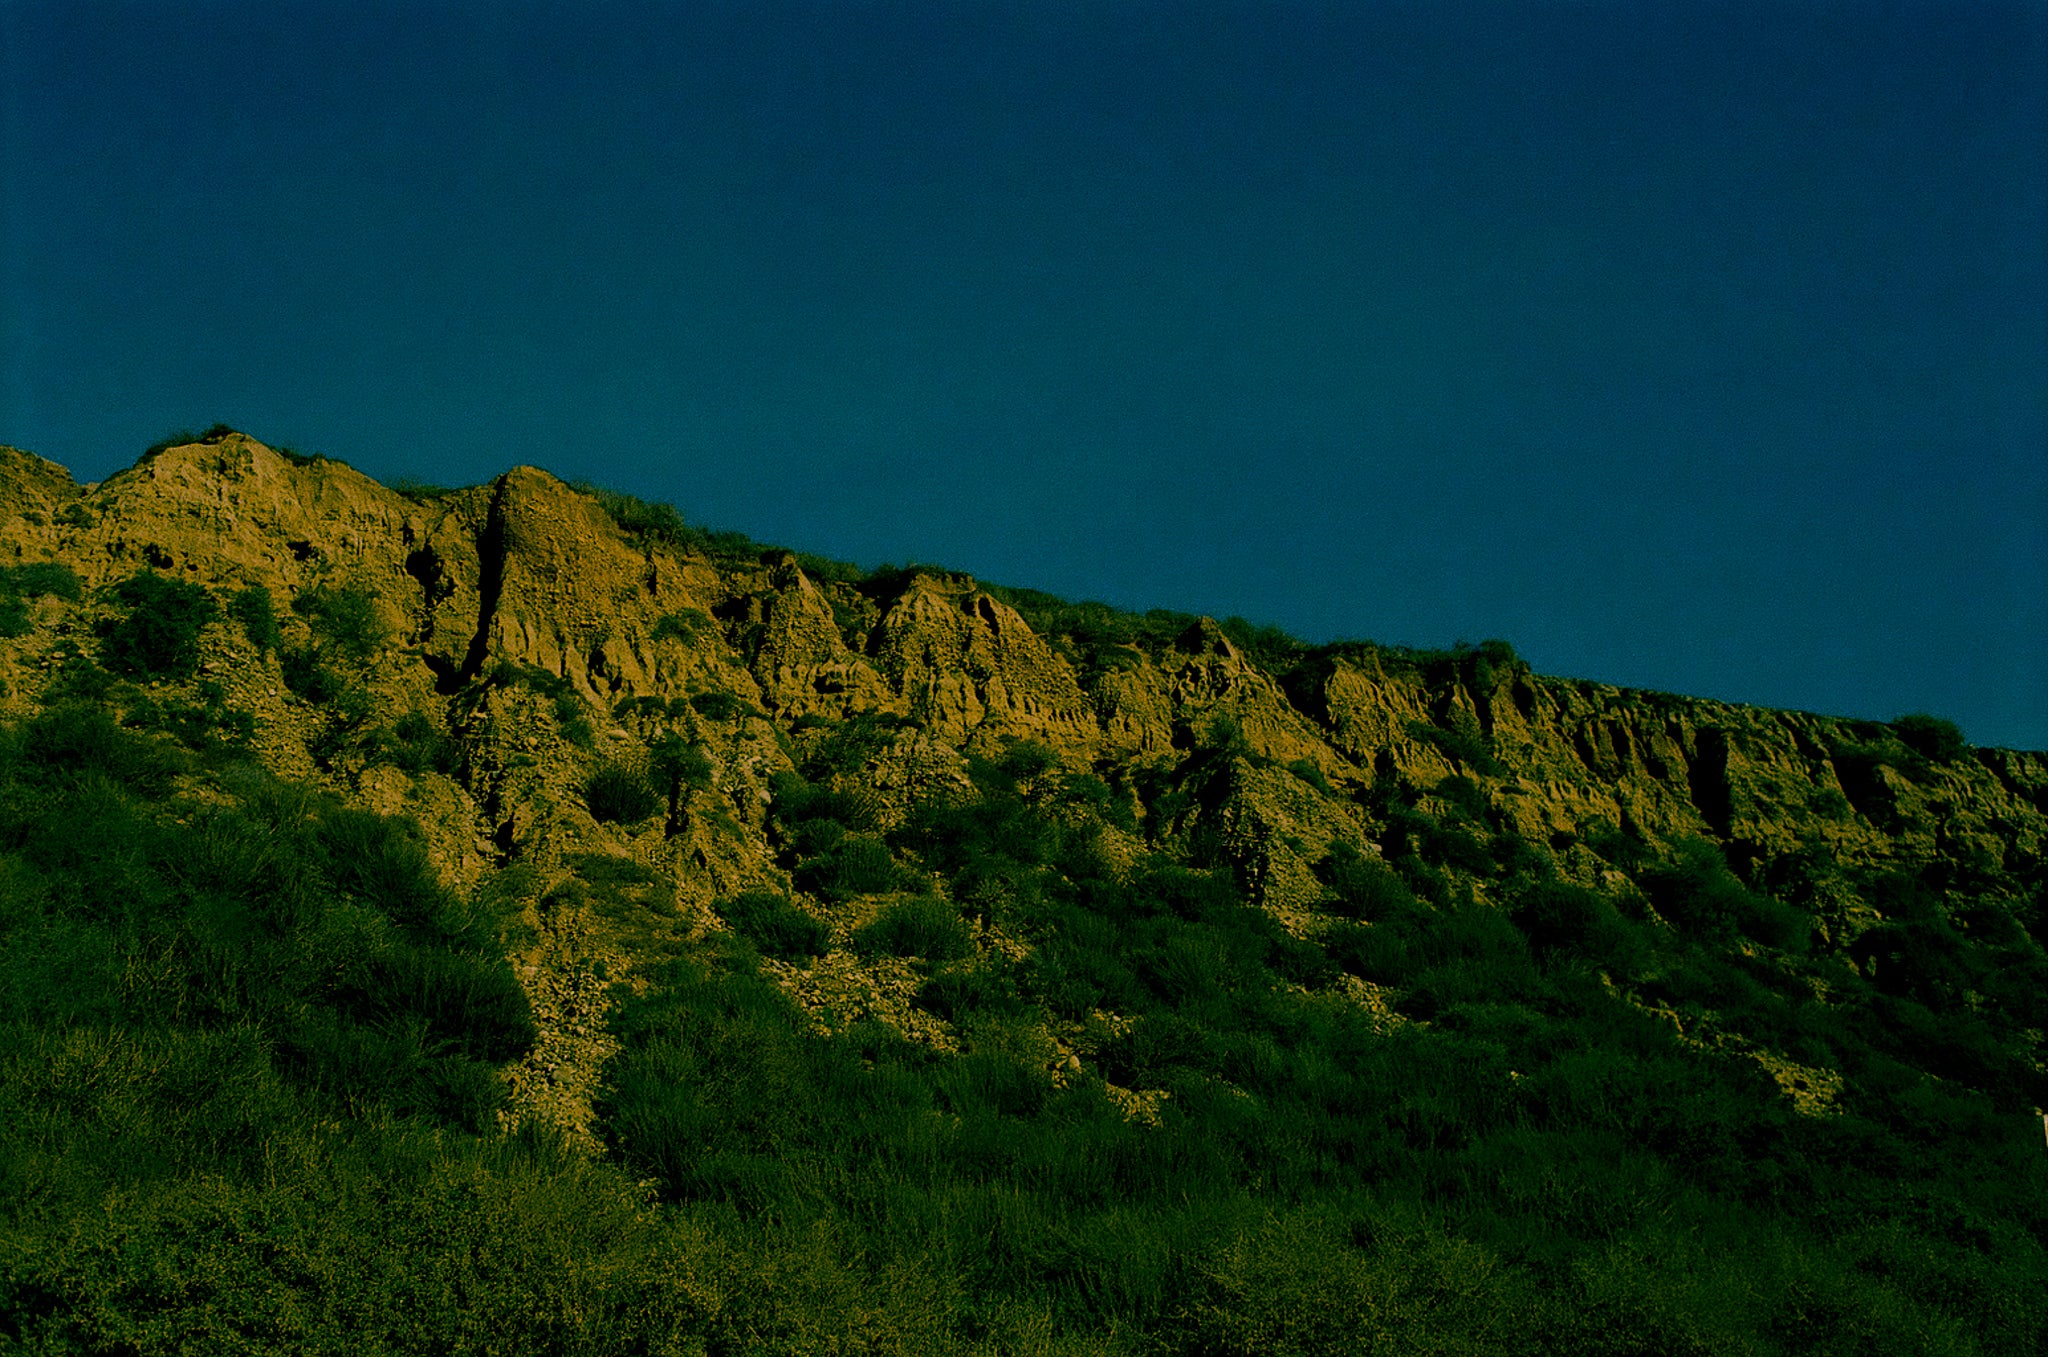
[
  {"left": 98, "top": 572, "right": 219, "bottom": 679},
  {"left": 229, "top": 584, "right": 282, "bottom": 653},
  {"left": 1892, "top": 712, "right": 1968, "bottom": 764},
  {"left": 649, "top": 735, "right": 714, "bottom": 834}
]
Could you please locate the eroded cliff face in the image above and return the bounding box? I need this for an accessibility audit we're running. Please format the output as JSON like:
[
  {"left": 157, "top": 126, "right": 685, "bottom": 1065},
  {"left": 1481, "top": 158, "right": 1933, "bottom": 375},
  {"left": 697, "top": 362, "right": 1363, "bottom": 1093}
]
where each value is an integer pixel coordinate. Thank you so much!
[{"left": 1, "top": 433, "right": 2040, "bottom": 1138}]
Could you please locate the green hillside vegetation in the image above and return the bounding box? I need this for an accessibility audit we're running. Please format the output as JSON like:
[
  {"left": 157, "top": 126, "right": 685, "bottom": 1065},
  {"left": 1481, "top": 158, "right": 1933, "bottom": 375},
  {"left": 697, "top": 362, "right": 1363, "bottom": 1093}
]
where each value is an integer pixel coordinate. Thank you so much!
[
  {"left": 4, "top": 697, "right": 2044, "bottom": 1352},
  {"left": 0, "top": 457, "right": 2044, "bottom": 1352}
]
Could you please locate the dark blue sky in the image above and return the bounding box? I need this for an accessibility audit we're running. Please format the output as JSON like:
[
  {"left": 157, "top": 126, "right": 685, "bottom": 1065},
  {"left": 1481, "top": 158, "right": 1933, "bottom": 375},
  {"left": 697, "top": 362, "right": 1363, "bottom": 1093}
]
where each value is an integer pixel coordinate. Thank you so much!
[{"left": 4, "top": 2, "right": 2044, "bottom": 748}]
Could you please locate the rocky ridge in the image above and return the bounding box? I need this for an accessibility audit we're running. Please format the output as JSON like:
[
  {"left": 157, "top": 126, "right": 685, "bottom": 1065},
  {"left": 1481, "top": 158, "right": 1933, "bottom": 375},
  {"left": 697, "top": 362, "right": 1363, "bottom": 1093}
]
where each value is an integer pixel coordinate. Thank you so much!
[{"left": 1, "top": 431, "right": 2041, "bottom": 1139}]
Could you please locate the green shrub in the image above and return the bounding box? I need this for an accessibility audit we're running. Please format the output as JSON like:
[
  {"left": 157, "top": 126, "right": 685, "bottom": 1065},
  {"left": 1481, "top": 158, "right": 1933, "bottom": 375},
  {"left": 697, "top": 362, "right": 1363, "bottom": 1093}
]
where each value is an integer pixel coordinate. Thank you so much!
[
  {"left": 558, "top": 701, "right": 596, "bottom": 747},
  {"left": 689, "top": 690, "right": 744, "bottom": 721},
  {"left": 571, "top": 483, "right": 768, "bottom": 560},
  {"left": 141, "top": 425, "right": 204, "bottom": 458},
  {"left": 97, "top": 571, "right": 219, "bottom": 679},
  {"left": 1218, "top": 615, "right": 1311, "bottom": 670},
  {"left": 1489, "top": 827, "right": 1553, "bottom": 880},
  {"left": 799, "top": 711, "right": 903, "bottom": 780},
  {"left": 916, "top": 962, "right": 1029, "bottom": 1021},
  {"left": 1405, "top": 710, "right": 1502, "bottom": 776},
  {"left": 1133, "top": 862, "right": 1240, "bottom": 923},
  {"left": 280, "top": 645, "right": 344, "bottom": 703},
  {"left": 651, "top": 608, "right": 711, "bottom": 643},
  {"left": 585, "top": 763, "right": 662, "bottom": 825},
  {"left": 1891, "top": 712, "right": 1967, "bottom": 764},
  {"left": 1058, "top": 771, "right": 1139, "bottom": 831},
  {"left": 722, "top": 889, "right": 830, "bottom": 962},
  {"left": 370, "top": 711, "right": 459, "bottom": 775},
  {"left": 587, "top": 488, "right": 693, "bottom": 546},
  {"left": 491, "top": 661, "right": 573, "bottom": 700},
  {"left": 0, "top": 555, "right": 81, "bottom": 635},
  {"left": 340, "top": 944, "right": 535, "bottom": 1065},
  {"left": 1469, "top": 637, "right": 1520, "bottom": 689},
  {"left": 481, "top": 664, "right": 595, "bottom": 745},
  {"left": 1318, "top": 844, "right": 1417, "bottom": 920},
  {"left": 1285, "top": 759, "right": 1334, "bottom": 794},
  {"left": 0, "top": 727, "right": 535, "bottom": 1157},
  {"left": 854, "top": 897, "right": 973, "bottom": 962},
  {"left": 770, "top": 771, "right": 881, "bottom": 833},
  {"left": 1202, "top": 711, "right": 1253, "bottom": 758},
  {"left": 228, "top": 584, "right": 282, "bottom": 653},
  {"left": 797, "top": 833, "right": 908, "bottom": 899},
  {"left": 390, "top": 476, "right": 461, "bottom": 502},
  {"left": 1435, "top": 774, "right": 1489, "bottom": 822},
  {"left": 1382, "top": 801, "right": 1492, "bottom": 875},
  {"left": 650, "top": 735, "right": 714, "bottom": 796},
  {"left": 14, "top": 703, "right": 185, "bottom": 791},
  {"left": 1510, "top": 878, "right": 1626, "bottom": 958},
  {"left": 5, "top": 561, "right": 82, "bottom": 600},
  {"left": 1639, "top": 837, "right": 1808, "bottom": 948},
  {"left": 292, "top": 583, "right": 387, "bottom": 661},
  {"left": 1586, "top": 820, "right": 1651, "bottom": 872},
  {"left": 123, "top": 681, "right": 255, "bottom": 752}
]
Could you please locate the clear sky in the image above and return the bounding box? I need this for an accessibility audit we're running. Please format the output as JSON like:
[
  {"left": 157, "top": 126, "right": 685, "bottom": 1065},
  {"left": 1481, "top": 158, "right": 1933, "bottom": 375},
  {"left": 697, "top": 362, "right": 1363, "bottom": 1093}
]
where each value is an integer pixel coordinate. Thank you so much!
[{"left": 3, "top": 1, "right": 2044, "bottom": 748}]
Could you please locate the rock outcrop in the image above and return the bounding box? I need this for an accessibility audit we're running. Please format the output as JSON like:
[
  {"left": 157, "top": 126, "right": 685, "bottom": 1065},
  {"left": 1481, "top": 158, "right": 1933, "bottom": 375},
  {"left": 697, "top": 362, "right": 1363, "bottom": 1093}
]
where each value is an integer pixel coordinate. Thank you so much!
[{"left": 1, "top": 430, "right": 2040, "bottom": 1137}]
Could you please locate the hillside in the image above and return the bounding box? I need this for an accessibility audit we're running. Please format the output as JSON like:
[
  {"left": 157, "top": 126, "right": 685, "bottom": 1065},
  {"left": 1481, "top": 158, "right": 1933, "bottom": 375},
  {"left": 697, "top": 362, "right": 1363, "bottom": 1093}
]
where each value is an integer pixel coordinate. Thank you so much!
[{"left": 1, "top": 428, "right": 2043, "bottom": 1354}]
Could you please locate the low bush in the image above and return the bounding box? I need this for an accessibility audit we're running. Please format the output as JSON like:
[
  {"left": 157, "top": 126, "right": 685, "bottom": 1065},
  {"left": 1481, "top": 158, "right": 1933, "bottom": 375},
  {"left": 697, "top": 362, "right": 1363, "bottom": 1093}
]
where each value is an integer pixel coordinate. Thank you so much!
[
  {"left": 1218, "top": 615, "right": 1312, "bottom": 670},
  {"left": 1405, "top": 710, "right": 1502, "bottom": 776},
  {"left": 688, "top": 690, "right": 745, "bottom": 721},
  {"left": 228, "top": 583, "right": 282, "bottom": 653},
  {"left": 854, "top": 897, "right": 974, "bottom": 962},
  {"left": 1381, "top": 800, "right": 1493, "bottom": 876},
  {"left": 141, "top": 422, "right": 235, "bottom": 459},
  {"left": 1892, "top": 712, "right": 1968, "bottom": 764},
  {"left": 916, "top": 962, "right": 1030, "bottom": 1021},
  {"left": 483, "top": 663, "right": 597, "bottom": 747},
  {"left": 292, "top": 582, "right": 387, "bottom": 661},
  {"left": 122, "top": 681, "right": 255, "bottom": 752},
  {"left": 651, "top": 608, "right": 711, "bottom": 643},
  {"left": 572, "top": 482, "right": 768, "bottom": 560},
  {"left": 1318, "top": 845, "right": 1415, "bottom": 920},
  {"left": 5, "top": 560, "right": 82, "bottom": 601},
  {"left": 585, "top": 763, "right": 662, "bottom": 825},
  {"left": 0, "top": 709, "right": 534, "bottom": 1151},
  {"left": 16, "top": 702, "right": 186, "bottom": 792},
  {"left": 1488, "top": 827, "right": 1553, "bottom": 881},
  {"left": 1285, "top": 758, "right": 1334, "bottom": 794},
  {"left": 0, "top": 562, "right": 70, "bottom": 637},
  {"left": 1640, "top": 838, "right": 1810, "bottom": 948},
  {"left": 722, "top": 889, "right": 829, "bottom": 962},
  {"left": 799, "top": 710, "right": 905, "bottom": 780},
  {"left": 798, "top": 833, "right": 910, "bottom": 899},
  {"left": 97, "top": 571, "right": 220, "bottom": 679},
  {"left": 389, "top": 476, "right": 461, "bottom": 502},
  {"left": 1585, "top": 820, "right": 1651, "bottom": 872},
  {"left": 1435, "top": 774, "right": 1489, "bottom": 822},
  {"left": 3, "top": 592, "right": 2043, "bottom": 1355},
  {"left": 280, "top": 645, "right": 345, "bottom": 703},
  {"left": 771, "top": 771, "right": 881, "bottom": 833},
  {"left": 1510, "top": 878, "right": 1630, "bottom": 961},
  {"left": 370, "top": 711, "right": 459, "bottom": 775}
]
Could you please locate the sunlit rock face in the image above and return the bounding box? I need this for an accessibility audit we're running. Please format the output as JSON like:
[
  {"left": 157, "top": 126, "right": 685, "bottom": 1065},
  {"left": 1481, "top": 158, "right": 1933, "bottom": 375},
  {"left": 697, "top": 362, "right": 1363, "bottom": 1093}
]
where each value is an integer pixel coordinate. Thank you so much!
[{"left": 0, "top": 429, "right": 2040, "bottom": 1138}]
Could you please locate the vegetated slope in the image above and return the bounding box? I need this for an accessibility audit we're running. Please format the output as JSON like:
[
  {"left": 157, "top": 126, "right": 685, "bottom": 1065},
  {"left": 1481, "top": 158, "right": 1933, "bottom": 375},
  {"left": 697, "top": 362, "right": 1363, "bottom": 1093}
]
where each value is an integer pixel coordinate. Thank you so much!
[{"left": 0, "top": 428, "right": 2043, "bottom": 1354}]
